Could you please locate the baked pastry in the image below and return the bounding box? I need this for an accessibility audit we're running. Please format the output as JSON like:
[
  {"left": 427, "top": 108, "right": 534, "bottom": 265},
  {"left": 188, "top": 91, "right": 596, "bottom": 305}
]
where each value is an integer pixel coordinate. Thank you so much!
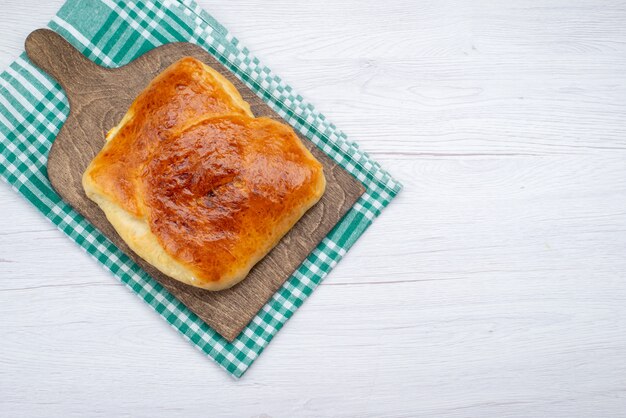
[{"left": 83, "top": 57, "right": 326, "bottom": 290}]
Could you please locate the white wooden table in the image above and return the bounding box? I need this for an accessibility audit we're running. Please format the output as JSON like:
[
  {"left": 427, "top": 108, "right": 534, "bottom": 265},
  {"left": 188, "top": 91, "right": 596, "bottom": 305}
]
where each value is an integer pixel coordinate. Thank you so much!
[{"left": 2, "top": 1, "right": 626, "bottom": 416}]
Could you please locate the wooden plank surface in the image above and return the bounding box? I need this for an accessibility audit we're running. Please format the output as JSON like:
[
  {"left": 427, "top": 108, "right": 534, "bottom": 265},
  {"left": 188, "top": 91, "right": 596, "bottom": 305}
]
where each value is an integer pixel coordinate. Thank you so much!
[
  {"left": 23, "top": 29, "right": 364, "bottom": 342},
  {"left": 2, "top": 0, "right": 626, "bottom": 416}
]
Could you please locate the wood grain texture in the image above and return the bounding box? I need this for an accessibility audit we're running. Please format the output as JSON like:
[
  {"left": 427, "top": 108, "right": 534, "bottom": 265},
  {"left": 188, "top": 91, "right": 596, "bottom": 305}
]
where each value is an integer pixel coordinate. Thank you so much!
[
  {"left": 2, "top": 0, "right": 626, "bottom": 417},
  {"left": 23, "top": 29, "right": 364, "bottom": 341}
]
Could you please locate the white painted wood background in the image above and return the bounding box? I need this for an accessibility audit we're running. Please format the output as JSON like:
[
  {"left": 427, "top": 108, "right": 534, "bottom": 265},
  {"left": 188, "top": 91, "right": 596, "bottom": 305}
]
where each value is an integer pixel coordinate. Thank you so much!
[{"left": 2, "top": 1, "right": 626, "bottom": 416}]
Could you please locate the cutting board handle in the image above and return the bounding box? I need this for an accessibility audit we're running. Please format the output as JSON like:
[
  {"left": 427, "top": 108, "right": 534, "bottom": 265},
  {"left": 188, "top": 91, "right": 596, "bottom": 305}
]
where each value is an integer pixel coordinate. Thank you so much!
[{"left": 25, "top": 29, "right": 103, "bottom": 100}]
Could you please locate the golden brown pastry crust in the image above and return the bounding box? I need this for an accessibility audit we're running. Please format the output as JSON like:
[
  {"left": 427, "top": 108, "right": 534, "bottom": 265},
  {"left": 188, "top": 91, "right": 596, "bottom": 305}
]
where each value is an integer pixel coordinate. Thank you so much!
[
  {"left": 83, "top": 57, "right": 325, "bottom": 290},
  {"left": 86, "top": 57, "right": 253, "bottom": 217}
]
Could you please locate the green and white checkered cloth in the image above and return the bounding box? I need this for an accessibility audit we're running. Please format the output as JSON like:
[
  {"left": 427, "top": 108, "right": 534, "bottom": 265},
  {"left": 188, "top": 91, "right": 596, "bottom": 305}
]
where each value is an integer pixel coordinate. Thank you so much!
[{"left": 0, "top": 0, "right": 401, "bottom": 377}]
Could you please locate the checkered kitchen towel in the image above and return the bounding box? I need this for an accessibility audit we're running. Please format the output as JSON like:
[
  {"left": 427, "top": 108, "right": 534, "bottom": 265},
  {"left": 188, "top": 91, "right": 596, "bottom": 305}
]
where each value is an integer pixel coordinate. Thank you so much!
[{"left": 0, "top": 0, "right": 402, "bottom": 377}]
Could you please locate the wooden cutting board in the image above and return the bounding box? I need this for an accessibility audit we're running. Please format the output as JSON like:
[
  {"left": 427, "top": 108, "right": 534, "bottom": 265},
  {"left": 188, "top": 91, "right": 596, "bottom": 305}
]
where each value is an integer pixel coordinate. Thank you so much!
[{"left": 25, "top": 29, "right": 365, "bottom": 341}]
